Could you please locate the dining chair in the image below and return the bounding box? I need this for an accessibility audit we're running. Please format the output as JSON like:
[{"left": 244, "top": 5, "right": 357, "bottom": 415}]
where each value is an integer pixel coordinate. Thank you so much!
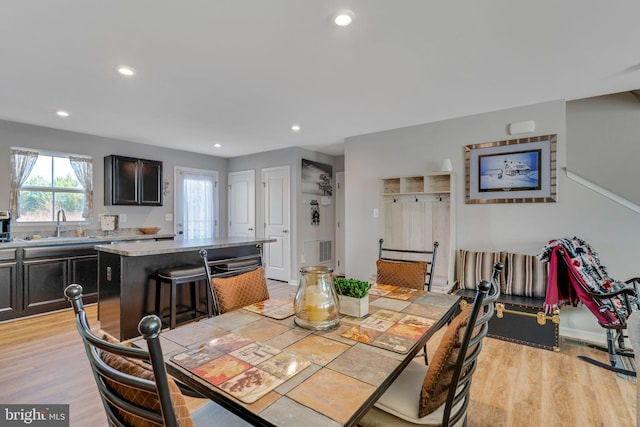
[
  {"left": 358, "top": 276, "right": 499, "bottom": 427},
  {"left": 200, "top": 249, "right": 270, "bottom": 315},
  {"left": 65, "top": 284, "right": 251, "bottom": 427},
  {"left": 377, "top": 239, "right": 438, "bottom": 291}
]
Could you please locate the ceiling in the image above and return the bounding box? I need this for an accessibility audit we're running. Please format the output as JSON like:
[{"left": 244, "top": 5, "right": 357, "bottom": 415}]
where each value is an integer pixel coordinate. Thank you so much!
[{"left": 1, "top": 1, "right": 640, "bottom": 158}]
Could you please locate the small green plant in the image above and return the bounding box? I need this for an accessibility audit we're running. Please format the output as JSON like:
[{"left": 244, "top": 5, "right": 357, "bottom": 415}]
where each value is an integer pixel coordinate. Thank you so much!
[{"left": 333, "top": 277, "right": 371, "bottom": 298}]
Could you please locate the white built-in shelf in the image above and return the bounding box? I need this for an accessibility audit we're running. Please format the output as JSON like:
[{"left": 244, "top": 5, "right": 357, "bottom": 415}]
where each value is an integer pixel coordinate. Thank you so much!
[
  {"left": 378, "top": 171, "right": 456, "bottom": 292},
  {"left": 381, "top": 172, "right": 452, "bottom": 196}
]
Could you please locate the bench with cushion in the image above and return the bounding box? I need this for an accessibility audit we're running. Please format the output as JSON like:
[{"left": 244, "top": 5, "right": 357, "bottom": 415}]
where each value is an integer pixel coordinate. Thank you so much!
[{"left": 454, "top": 249, "right": 559, "bottom": 351}]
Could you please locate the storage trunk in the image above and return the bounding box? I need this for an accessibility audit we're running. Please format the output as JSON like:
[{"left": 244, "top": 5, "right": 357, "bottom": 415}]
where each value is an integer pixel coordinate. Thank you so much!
[{"left": 455, "top": 289, "right": 559, "bottom": 351}]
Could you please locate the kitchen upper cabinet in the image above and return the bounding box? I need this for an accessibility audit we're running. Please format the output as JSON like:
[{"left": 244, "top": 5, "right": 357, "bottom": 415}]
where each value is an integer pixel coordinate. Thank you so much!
[{"left": 104, "top": 155, "right": 163, "bottom": 206}]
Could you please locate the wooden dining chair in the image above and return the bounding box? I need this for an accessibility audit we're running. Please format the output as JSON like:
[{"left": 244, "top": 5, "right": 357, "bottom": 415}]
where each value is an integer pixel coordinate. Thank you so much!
[
  {"left": 65, "top": 284, "right": 251, "bottom": 427},
  {"left": 358, "top": 276, "right": 499, "bottom": 427},
  {"left": 200, "top": 249, "right": 270, "bottom": 315}
]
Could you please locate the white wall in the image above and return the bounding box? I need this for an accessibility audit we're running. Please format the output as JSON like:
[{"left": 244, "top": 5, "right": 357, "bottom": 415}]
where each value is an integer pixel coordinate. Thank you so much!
[{"left": 344, "top": 99, "right": 640, "bottom": 342}]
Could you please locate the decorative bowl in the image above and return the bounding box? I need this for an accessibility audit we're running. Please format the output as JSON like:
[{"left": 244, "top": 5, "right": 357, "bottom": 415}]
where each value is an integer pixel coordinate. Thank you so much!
[{"left": 139, "top": 227, "right": 160, "bottom": 234}]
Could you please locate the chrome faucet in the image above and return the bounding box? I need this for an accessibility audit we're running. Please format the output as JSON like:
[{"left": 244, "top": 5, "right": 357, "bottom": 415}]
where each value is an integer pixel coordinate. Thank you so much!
[{"left": 55, "top": 209, "right": 67, "bottom": 237}]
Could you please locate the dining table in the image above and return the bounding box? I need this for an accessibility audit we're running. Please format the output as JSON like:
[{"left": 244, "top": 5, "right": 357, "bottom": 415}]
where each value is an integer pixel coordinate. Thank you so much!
[{"left": 145, "top": 284, "right": 461, "bottom": 427}]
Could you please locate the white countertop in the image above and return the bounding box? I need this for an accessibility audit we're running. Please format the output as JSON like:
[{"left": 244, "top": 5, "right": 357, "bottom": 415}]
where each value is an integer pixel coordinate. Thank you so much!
[{"left": 94, "top": 236, "right": 275, "bottom": 257}]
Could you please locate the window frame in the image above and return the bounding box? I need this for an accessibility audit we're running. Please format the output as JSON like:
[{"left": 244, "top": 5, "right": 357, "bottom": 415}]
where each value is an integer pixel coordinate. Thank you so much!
[{"left": 13, "top": 148, "right": 92, "bottom": 224}]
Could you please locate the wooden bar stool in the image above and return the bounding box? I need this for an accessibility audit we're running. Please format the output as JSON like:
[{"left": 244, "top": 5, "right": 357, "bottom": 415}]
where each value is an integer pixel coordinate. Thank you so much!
[{"left": 153, "top": 265, "right": 212, "bottom": 329}]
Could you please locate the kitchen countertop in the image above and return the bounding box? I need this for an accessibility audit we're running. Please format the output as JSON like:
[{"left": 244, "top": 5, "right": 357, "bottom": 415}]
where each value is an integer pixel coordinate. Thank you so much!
[
  {"left": 94, "top": 236, "right": 275, "bottom": 257},
  {"left": 0, "top": 233, "right": 175, "bottom": 248}
]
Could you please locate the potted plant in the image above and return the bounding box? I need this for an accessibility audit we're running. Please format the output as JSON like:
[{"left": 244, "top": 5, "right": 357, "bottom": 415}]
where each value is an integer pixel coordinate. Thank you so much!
[{"left": 333, "top": 277, "right": 372, "bottom": 317}]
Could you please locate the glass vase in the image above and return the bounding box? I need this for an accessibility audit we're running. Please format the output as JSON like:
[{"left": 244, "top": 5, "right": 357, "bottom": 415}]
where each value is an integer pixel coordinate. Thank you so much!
[{"left": 293, "top": 266, "right": 340, "bottom": 330}]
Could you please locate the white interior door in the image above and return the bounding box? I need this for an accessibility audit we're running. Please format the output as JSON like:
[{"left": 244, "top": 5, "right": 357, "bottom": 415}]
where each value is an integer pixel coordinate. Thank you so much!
[
  {"left": 335, "top": 171, "right": 345, "bottom": 275},
  {"left": 228, "top": 170, "right": 255, "bottom": 237},
  {"left": 174, "top": 167, "right": 218, "bottom": 239},
  {"left": 262, "top": 166, "right": 290, "bottom": 282}
]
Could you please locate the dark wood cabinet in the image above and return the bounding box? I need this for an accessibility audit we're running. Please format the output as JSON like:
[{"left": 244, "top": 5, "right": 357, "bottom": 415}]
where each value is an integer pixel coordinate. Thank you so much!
[
  {"left": 22, "top": 245, "right": 98, "bottom": 316},
  {"left": 23, "top": 257, "right": 68, "bottom": 311},
  {"left": 104, "top": 155, "right": 163, "bottom": 206},
  {"left": 0, "top": 249, "right": 18, "bottom": 317}
]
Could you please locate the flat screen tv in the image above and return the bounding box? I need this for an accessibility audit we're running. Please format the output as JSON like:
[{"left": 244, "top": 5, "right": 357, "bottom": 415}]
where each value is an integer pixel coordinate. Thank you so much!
[{"left": 478, "top": 149, "right": 542, "bottom": 192}]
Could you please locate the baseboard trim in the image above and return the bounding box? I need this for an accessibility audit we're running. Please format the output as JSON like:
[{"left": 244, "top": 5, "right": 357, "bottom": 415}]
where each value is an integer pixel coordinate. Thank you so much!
[{"left": 560, "top": 326, "right": 606, "bottom": 346}]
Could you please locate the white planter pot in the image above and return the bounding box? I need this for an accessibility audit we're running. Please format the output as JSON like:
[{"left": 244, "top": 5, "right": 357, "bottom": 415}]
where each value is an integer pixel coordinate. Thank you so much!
[{"left": 339, "top": 295, "right": 369, "bottom": 318}]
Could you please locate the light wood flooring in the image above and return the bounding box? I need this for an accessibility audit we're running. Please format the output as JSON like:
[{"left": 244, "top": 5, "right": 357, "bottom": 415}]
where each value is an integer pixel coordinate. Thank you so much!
[{"left": 0, "top": 280, "right": 635, "bottom": 427}]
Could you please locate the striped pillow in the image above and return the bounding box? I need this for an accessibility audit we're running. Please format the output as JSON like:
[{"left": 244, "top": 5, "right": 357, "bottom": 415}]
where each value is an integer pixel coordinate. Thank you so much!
[
  {"left": 504, "top": 253, "right": 548, "bottom": 298},
  {"left": 456, "top": 250, "right": 506, "bottom": 291}
]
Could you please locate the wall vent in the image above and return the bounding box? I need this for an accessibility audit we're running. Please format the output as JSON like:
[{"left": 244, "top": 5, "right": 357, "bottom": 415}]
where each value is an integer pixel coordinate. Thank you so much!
[{"left": 319, "top": 240, "right": 332, "bottom": 263}]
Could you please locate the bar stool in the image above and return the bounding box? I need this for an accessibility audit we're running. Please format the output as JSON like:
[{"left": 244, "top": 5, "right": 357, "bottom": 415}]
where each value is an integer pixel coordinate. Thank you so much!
[{"left": 153, "top": 265, "right": 212, "bottom": 329}]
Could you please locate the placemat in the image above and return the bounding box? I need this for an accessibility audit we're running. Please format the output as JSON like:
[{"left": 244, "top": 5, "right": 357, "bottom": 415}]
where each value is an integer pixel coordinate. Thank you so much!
[
  {"left": 340, "top": 309, "right": 434, "bottom": 353},
  {"left": 171, "top": 332, "right": 310, "bottom": 403},
  {"left": 369, "top": 284, "right": 421, "bottom": 300},
  {"left": 242, "top": 297, "right": 295, "bottom": 319}
]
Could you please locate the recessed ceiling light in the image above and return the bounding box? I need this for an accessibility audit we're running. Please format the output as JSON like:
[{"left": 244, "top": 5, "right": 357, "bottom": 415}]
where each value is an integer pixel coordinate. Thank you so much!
[
  {"left": 56, "top": 110, "right": 69, "bottom": 118},
  {"left": 117, "top": 66, "right": 135, "bottom": 76},
  {"left": 334, "top": 10, "right": 354, "bottom": 27},
  {"left": 291, "top": 124, "right": 301, "bottom": 132},
  {"left": 213, "top": 143, "right": 222, "bottom": 148}
]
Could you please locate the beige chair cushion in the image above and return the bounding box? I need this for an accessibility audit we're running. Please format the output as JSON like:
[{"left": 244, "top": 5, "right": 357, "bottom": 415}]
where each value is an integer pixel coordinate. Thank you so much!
[
  {"left": 456, "top": 250, "right": 505, "bottom": 291},
  {"left": 362, "top": 361, "right": 464, "bottom": 426},
  {"left": 210, "top": 267, "right": 270, "bottom": 314},
  {"left": 377, "top": 260, "right": 428, "bottom": 290},
  {"left": 99, "top": 349, "right": 194, "bottom": 427},
  {"left": 504, "top": 252, "right": 548, "bottom": 298}
]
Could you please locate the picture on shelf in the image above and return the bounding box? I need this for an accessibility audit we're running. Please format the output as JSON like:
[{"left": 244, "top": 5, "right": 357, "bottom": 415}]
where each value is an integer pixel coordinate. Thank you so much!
[{"left": 478, "top": 148, "right": 542, "bottom": 192}]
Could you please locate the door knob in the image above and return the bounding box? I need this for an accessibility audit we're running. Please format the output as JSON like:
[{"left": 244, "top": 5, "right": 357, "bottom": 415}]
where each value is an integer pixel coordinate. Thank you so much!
[
  {"left": 283, "top": 229, "right": 288, "bottom": 233},
  {"left": 248, "top": 228, "right": 254, "bottom": 231}
]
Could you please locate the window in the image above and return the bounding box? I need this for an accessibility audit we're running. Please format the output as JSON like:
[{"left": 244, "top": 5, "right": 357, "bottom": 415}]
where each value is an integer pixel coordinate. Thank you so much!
[{"left": 10, "top": 148, "right": 93, "bottom": 222}]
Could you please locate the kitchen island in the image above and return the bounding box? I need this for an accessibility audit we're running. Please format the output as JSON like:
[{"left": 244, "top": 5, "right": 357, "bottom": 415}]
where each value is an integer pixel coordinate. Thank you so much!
[{"left": 95, "top": 237, "right": 274, "bottom": 340}]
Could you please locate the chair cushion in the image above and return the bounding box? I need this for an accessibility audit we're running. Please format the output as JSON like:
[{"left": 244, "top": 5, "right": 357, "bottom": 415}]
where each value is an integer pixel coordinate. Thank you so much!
[
  {"left": 504, "top": 252, "right": 548, "bottom": 298},
  {"left": 456, "top": 250, "right": 505, "bottom": 291},
  {"left": 210, "top": 267, "right": 270, "bottom": 314},
  {"left": 365, "top": 361, "right": 464, "bottom": 426},
  {"left": 377, "top": 260, "right": 428, "bottom": 290},
  {"left": 419, "top": 306, "right": 473, "bottom": 417},
  {"left": 99, "top": 348, "right": 194, "bottom": 427},
  {"left": 157, "top": 265, "right": 207, "bottom": 281}
]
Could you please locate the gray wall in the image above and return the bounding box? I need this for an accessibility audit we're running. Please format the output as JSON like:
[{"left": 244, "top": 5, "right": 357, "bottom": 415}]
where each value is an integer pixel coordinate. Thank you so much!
[
  {"left": 344, "top": 98, "right": 640, "bottom": 342},
  {"left": 567, "top": 91, "right": 640, "bottom": 205},
  {"left": 0, "top": 119, "right": 227, "bottom": 235},
  {"left": 229, "top": 147, "right": 339, "bottom": 281}
]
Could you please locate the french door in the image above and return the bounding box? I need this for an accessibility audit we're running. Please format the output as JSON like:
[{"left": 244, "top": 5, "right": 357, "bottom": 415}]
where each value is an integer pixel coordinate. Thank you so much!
[{"left": 174, "top": 167, "right": 218, "bottom": 239}]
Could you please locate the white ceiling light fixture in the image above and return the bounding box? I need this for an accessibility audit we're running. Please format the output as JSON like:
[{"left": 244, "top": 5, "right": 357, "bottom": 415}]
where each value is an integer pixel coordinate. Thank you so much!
[
  {"left": 117, "top": 66, "right": 136, "bottom": 77},
  {"left": 213, "top": 143, "right": 222, "bottom": 148},
  {"left": 291, "top": 124, "right": 301, "bottom": 132},
  {"left": 334, "top": 10, "right": 354, "bottom": 27},
  {"left": 56, "top": 110, "right": 69, "bottom": 118}
]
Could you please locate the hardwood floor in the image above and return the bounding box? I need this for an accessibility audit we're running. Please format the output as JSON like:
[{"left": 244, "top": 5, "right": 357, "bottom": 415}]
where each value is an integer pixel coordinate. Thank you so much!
[{"left": 0, "top": 280, "right": 635, "bottom": 426}]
